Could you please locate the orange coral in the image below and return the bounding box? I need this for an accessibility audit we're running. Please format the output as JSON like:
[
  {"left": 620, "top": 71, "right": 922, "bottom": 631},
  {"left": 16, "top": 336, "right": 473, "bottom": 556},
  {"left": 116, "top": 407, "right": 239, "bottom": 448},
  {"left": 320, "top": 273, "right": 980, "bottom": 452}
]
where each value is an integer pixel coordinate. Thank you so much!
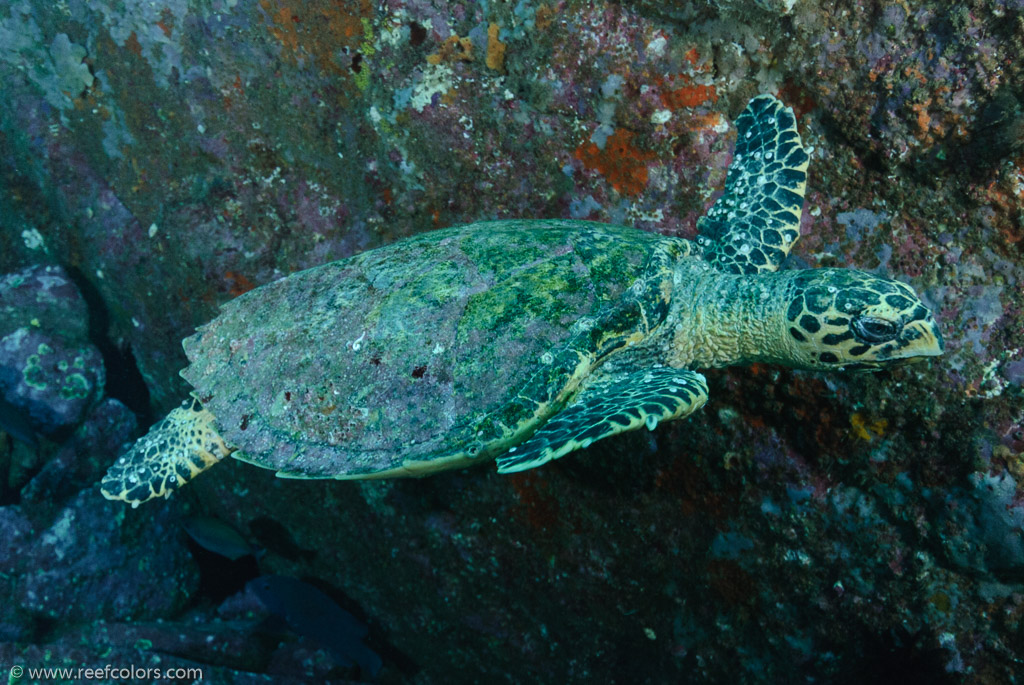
[
  {"left": 485, "top": 23, "right": 506, "bottom": 71},
  {"left": 850, "top": 412, "right": 888, "bottom": 441},
  {"left": 535, "top": 4, "right": 556, "bottom": 30},
  {"left": 224, "top": 271, "right": 256, "bottom": 297},
  {"left": 427, "top": 35, "right": 474, "bottom": 64},
  {"left": 575, "top": 129, "right": 655, "bottom": 196},
  {"left": 655, "top": 72, "right": 717, "bottom": 110},
  {"left": 663, "top": 81, "right": 717, "bottom": 109},
  {"left": 260, "top": 0, "right": 370, "bottom": 75}
]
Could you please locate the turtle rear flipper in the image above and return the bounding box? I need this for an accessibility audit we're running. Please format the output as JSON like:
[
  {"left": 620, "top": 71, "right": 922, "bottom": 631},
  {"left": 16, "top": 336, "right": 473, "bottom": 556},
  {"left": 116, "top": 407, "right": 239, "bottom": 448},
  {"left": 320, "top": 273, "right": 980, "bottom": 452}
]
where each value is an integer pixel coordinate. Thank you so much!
[
  {"left": 101, "top": 397, "right": 234, "bottom": 508},
  {"left": 496, "top": 367, "right": 708, "bottom": 473},
  {"left": 699, "top": 94, "right": 810, "bottom": 274}
]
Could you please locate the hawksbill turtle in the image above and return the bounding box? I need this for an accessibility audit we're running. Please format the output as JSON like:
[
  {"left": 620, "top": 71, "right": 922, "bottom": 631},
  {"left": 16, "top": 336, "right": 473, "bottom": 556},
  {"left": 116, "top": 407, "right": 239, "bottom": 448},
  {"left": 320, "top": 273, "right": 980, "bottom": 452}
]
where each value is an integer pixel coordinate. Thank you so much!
[{"left": 101, "top": 95, "right": 943, "bottom": 507}]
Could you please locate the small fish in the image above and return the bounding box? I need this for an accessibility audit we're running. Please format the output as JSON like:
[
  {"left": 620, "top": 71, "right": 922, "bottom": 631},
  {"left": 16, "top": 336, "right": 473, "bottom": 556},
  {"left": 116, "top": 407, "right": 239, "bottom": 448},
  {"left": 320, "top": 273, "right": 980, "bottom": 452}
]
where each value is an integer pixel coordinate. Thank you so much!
[
  {"left": 181, "top": 515, "right": 255, "bottom": 561},
  {"left": 0, "top": 394, "right": 38, "bottom": 449},
  {"left": 248, "top": 574, "right": 382, "bottom": 679}
]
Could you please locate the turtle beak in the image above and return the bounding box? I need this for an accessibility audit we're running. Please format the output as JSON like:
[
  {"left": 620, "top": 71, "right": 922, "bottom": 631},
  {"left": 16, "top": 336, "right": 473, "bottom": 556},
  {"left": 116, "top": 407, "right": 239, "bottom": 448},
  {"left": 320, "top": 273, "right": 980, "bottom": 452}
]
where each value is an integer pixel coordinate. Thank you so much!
[
  {"left": 847, "top": 316, "right": 943, "bottom": 373},
  {"left": 875, "top": 316, "right": 943, "bottom": 367},
  {"left": 903, "top": 317, "right": 944, "bottom": 359}
]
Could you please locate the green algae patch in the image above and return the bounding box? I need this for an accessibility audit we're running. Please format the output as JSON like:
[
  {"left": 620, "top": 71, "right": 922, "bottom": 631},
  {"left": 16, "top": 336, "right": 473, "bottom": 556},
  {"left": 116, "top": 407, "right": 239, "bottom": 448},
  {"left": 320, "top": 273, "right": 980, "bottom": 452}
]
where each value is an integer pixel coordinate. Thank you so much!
[
  {"left": 23, "top": 354, "right": 48, "bottom": 390},
  {"left": 60, "top": 373, "right": 91, "bottom": 400}
]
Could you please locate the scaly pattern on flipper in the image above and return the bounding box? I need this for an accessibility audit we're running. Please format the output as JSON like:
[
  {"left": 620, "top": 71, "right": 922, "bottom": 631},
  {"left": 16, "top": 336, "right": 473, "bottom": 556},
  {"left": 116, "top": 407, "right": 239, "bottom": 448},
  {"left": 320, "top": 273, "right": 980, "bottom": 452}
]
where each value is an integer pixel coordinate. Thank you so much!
[
  {"left": 101, "top": 397, "right": 234, "bottom": 507},
  {"left": 699, "top": 94, "right": 810, "bottom": 274},
  {"left": 496, "top": 367, "right": 708, "bottom": 473}
]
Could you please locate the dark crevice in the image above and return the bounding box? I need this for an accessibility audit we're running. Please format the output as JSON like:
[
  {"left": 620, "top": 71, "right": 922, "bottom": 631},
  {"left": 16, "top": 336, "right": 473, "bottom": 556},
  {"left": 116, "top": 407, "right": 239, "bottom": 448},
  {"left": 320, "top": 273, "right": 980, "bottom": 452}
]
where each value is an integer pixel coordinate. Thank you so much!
[
  {"left": 184, "top": 539, "right": 260, "bottom": 606},
  {"left": 29, "top": 615, "right": 61, "bottom": 645},
  {"left": 816, "top": 105, "right": 889, "bottom": 177},
  {"left": 62, "top": 265, "right": 152, "bottom": 425}
]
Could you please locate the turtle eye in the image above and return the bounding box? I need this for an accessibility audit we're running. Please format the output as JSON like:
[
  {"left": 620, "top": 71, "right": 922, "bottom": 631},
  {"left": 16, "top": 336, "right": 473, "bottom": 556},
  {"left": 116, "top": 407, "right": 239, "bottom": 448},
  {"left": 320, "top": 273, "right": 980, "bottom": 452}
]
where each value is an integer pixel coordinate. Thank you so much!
[{"left": 852, "top": 316, "right": 899, "bottom": 343}]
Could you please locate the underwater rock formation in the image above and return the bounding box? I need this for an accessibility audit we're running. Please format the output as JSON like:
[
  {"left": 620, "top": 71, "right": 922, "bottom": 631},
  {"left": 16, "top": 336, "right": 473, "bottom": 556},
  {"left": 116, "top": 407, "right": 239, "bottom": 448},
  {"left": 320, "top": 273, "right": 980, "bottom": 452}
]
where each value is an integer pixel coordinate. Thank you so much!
[
  {"left": 0, "top": 265, "right": 105, "bottom": 435},
  {"left": 0, "top": 0, "right": 1023, "bottom": 682}
]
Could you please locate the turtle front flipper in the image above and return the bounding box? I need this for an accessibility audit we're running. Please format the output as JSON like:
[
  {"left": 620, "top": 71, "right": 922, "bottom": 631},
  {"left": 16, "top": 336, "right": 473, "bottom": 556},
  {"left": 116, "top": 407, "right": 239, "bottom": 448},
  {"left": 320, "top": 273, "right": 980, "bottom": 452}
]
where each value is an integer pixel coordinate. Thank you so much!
[
  {"left": 101, "top": 397, "right": 235, "bottom": 508},
  {"left": 496, "top": 367, "right": 708, "bottom": 474},
  {"left": 699, "top": 94, "right": 809, "bottom": 274}
]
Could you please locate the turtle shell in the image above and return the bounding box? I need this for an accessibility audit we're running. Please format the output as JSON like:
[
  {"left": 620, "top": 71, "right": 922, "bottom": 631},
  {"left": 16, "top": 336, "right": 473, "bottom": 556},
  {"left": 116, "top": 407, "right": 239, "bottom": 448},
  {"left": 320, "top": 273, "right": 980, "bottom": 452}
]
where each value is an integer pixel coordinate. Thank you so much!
[{"left": 180, "top": 219, "right": 682, "bottom": 478}]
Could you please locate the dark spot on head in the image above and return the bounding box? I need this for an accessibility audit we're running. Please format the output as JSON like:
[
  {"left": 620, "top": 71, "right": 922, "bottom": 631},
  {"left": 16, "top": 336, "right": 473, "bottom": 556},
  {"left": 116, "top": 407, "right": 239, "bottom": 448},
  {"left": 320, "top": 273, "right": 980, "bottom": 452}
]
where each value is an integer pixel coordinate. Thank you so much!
[
  {"left": 885, "top": 294, "right": 913, "bottom": 310},
  {"left": 412, "top": 365, "right": 427, "bottom": 378},
  {"left": 849, "top": 344, "right": 871, "bottom": 356},
  {"left": 820, "top": 352, "right": 839, "bottom": 363},
  {"left": 370, "top": 356, "right": 382, "bottom": 366},
  {"left": 822, "top": 331, "right": 854, "bottom": 345},
  {"left": 787, "top": 297, "right": 803, "bottom": 322},
  {"left": 350, "top": 52, "right": 362, "bottom": 73},
  {"left": 836, "top": 288, "right": 881, "bottom": 312},
  {"left": 409, "top": 22, "right": 427, "bottom": 46},
  {"left": 789, "top": 327, "right": 806, "bottom": 342},
  {"left": 240, "top": 414, "right": 251, "bottom": 431},
  {"left": 799, "top": 314, "right": 821, "bottom": 333},
  {"left": 805, "top": 289, "right": 833, "bottom": 314},
  {"left": 284, "top": 392, "right": 291, "bottom": 401}
]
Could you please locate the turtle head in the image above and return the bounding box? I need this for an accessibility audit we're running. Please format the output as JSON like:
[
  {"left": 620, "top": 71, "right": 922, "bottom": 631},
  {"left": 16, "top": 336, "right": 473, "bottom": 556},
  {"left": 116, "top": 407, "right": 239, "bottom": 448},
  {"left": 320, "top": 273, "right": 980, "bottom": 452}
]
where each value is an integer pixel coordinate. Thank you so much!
[{"left": 781, "top": 269, "right": 943, "bottom": 371}]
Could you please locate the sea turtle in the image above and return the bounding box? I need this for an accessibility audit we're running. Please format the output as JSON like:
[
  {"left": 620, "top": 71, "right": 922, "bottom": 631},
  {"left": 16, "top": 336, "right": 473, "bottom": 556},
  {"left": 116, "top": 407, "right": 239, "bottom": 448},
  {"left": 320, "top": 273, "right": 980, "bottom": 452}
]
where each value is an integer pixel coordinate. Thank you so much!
[{"left": 101, "top": 95, "right": 943, "bottom": 507}]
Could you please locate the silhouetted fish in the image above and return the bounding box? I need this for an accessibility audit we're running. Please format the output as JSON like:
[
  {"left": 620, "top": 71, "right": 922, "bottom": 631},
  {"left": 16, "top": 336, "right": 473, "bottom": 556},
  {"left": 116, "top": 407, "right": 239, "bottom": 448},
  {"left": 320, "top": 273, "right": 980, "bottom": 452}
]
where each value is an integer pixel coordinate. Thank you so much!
[
  {"left": 248, "top": 574, "right": 382, "bottom": 679},
  {"left": 181, "top": 515, "right": 256, "bottom": 561},
  {"left": 0, "top": 394, "right": 37, "bottom": 449}
]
